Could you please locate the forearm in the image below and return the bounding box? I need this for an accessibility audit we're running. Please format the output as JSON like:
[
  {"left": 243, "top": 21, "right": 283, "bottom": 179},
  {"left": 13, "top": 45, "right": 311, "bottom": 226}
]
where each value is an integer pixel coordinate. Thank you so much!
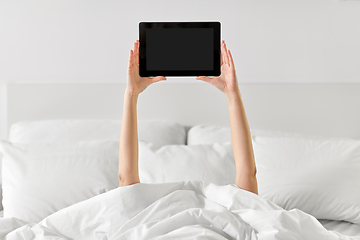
[
  {"left": 226, "top": 90, "right": 258, "bottom": 194},
  {"left": 118, "top": 90, "right": 140, "bottom": 186}
]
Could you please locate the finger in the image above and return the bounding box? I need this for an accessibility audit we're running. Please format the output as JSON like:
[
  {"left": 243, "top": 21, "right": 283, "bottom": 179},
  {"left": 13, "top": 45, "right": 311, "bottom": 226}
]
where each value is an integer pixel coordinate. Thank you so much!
[
  {"left": 228, "top": 49, "right": 235, "bottom": 68},
  {"left": 128, "top": 50, "right": 133, "bottom": 69},
  {"left": 221, "top": 41, "right": 226, "bottom": 66},
  {"left": 134, "top": 40, "right": 139, "bottom": 65},
  {"left": 132, "top": 41, "right": 137, "bottom": 66},
  {"left": 147, "top": 76, "right": 166, "bottom": 80},
  {"left": 196, "top": 76, "right": 214, "bottom": 83},
  {"left": 220, "top": 50, "right": 222, "bottom": 66},
  {"left": 154, "top": 76, "right": 166, "bottom": 80},
  {"left": 149, "top": 76, "right": 167, "bottom": 83},
  {"left": 220, "top": 40, "right": 225, "bottom": 66},
  {"left": 196, "top": 76, "right": 214, "bottom": 79},
  {"left": 223, "top": 42, "right": 230, "bottom": 66}
]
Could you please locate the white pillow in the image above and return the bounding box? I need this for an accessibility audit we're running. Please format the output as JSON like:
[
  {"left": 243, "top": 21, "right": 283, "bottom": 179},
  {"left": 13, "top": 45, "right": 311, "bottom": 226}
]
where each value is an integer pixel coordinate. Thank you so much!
[
  {"left": 187, "top": 125, "right": 232, "bottom": 145},
  {"left": 0, "top": 119, "right": 185, "bottom": 210},
  {"left": 139, "top": 141, "right": 236, "bottom": 186},
  {"left": 9, "top": 119, "right": 186, "bottom": 147},
  {"left": 187, "top": 124, "right": 348, "bottom": 145},
  {"left": 0, "top": 140, "right": 119, "bottom": 223},
  {"left": 253, "top": 135, "right": 360, "bottom": 224}
]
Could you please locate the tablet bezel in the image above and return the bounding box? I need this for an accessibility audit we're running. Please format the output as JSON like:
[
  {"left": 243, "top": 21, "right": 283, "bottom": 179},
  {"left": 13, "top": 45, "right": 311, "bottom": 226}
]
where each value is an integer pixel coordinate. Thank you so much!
[{"left": 139, "top": 22, "right": 221, "bottom": 77}]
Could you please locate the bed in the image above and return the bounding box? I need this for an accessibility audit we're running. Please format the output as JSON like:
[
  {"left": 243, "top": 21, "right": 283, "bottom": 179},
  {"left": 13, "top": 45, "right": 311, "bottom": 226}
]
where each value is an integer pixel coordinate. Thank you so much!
[{"left": 1, "top": 83, "right": 360, "bottom": 239}]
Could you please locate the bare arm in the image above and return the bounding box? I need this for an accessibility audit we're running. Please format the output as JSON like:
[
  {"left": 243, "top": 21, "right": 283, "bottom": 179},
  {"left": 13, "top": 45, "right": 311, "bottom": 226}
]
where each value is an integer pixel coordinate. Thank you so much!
[
  {"left": 226, "top": 90, "right": 258, "bottom": 194},
  {"left": 119, "top": 91, "right": 140, "bottom": 186},
  {"left": 196, "top": 41, "right": 258, "bottom": 194},
  {"left": 118, "top": 40, "right": 166, "bottom": 187}
]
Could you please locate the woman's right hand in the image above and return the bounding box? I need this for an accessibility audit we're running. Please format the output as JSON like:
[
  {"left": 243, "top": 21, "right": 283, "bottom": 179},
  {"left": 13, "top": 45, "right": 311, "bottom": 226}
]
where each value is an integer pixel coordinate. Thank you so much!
[
  {"left": 196, "top": 41, "right": 239, "bottom": 96},
  {"left": 126, "top": 40, "right": 166, "bottom": 96}
]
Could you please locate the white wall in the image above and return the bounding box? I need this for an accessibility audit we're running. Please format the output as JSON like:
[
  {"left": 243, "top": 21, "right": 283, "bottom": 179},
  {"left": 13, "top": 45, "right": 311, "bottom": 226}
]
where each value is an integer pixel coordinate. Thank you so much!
[
  {"left": 1, "top": 0, "right": 360, "bottom": 85},
  {"left": 0, "top": 84, "right": 6, "bottom": 140},
  {"left": 1, "top": 0, "right": 360, "bottom": 139}
]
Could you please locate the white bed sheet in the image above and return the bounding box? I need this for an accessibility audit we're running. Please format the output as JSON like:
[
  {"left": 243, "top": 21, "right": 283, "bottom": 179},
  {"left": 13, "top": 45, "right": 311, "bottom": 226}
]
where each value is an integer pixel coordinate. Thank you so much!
[
  {"left": 1, "top": 209, "right": 359, "bottom": 236},
  {"left": 320, "top": 219, "right": 360, "bottom": 237},
  {"left": 1, "top": 181, "right": 360, "bottom": 240}
]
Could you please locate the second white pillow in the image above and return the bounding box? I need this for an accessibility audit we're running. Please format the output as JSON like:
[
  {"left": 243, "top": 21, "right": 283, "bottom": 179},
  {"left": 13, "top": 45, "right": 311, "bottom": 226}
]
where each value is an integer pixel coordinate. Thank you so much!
[
  {"left": 253, "top": 136, "right": 360, "bottom": 224},
  {"left": 139, "top": 141, "right": 236, "bottom": 185}
]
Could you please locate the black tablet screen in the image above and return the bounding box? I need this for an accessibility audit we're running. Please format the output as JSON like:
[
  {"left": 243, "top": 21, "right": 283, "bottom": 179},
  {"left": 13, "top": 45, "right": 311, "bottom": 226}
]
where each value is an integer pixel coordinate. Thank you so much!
[
  {"left": 139, "top": 22, "right": 220, "bottom": 77},
  {"left": 146, "top": 28, "right": 214, "bottom": 71}
]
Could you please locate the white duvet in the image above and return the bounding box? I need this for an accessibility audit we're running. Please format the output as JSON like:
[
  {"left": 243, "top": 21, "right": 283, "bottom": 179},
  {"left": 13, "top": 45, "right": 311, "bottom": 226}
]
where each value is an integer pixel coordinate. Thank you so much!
[{"left": 1, "top": 181, "right": 359, "bottom": 240}]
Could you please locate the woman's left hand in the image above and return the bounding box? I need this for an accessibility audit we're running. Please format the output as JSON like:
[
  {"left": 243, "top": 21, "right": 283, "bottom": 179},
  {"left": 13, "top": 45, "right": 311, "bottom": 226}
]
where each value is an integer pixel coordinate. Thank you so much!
[
  {"left": 196, "top": 41, "right": 239, "bottom": 96},
  {"left": 126, "top": 40, "right": 166, "bottom": 96}
]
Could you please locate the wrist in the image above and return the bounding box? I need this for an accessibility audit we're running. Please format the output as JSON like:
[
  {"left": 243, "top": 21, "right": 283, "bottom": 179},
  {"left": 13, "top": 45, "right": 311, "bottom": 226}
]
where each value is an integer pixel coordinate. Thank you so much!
[
  {"left": 225, "top": 89, "right": 241, "bottom": 103},
  {"left": 125, "top": 88, "right": 140, "bottom": 98}
]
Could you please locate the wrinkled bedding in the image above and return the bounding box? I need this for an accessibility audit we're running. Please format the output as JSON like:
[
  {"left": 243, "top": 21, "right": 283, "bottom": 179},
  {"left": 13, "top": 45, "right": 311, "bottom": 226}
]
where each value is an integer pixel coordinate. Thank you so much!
[
  {"left": 1, "top": 181, "right": 359, "bottom": 240},
  {"left": 320, "top": 219, "right": 360, "bottom": 237}
]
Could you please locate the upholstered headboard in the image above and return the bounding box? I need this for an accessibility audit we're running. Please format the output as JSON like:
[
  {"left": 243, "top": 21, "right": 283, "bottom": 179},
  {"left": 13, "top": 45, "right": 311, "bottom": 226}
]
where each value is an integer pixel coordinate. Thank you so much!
[{"left": 5, "top": 82, "right": 360, "bottom": 139}]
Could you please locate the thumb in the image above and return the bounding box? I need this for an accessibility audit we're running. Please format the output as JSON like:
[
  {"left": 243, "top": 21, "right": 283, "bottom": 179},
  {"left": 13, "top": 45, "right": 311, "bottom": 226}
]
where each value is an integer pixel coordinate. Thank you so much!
[
  {"left": 150, "top": 76, "right": 167, "bottom": 83},
  {"left": 196, "top": 76, "right": 213, "bottom": 83}
]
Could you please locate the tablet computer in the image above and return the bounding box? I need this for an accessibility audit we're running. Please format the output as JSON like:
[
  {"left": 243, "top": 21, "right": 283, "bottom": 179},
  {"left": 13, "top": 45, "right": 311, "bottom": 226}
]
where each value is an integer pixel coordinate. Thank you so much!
[{"left": 139, "top": 22, "right": 221, "bottom": 77}]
